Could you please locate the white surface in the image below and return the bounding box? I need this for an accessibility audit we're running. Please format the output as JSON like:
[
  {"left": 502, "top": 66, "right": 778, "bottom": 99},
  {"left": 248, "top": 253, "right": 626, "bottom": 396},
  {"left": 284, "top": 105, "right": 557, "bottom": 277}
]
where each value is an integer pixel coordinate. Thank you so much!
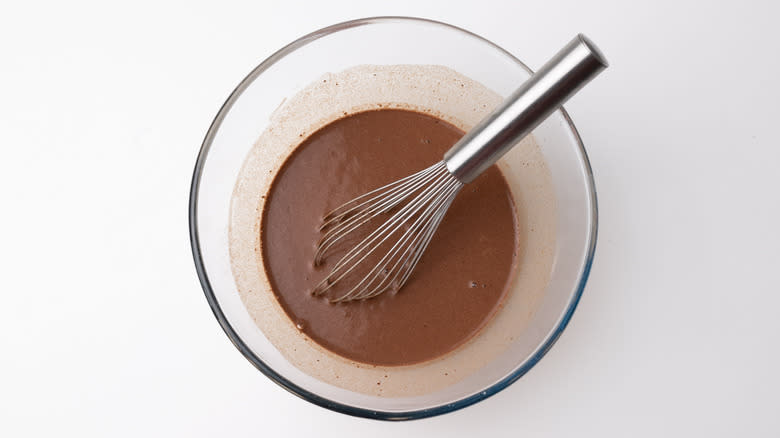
[{"left": 1, "top": 0, "right": 778, "bottom": 436}]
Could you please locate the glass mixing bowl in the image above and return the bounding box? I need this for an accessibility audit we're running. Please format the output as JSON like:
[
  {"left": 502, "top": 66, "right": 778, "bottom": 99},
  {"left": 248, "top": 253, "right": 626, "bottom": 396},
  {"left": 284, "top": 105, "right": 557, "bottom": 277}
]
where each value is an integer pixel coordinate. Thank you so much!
[{"left": 189, "top": 17, "right": 597, "bottom": 420}]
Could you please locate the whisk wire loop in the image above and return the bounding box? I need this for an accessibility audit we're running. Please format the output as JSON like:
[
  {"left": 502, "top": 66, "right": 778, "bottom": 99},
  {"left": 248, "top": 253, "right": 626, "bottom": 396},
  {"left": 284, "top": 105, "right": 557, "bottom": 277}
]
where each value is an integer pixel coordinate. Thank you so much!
[
  {"left": 344, "top": 177, "right": 461, "bottom": 301},
  {"left": 312, "top": 162, "right": 463, "bottom": 302},
  {"left": 314, "top": 162, "right": 447, "bottom": 265}
]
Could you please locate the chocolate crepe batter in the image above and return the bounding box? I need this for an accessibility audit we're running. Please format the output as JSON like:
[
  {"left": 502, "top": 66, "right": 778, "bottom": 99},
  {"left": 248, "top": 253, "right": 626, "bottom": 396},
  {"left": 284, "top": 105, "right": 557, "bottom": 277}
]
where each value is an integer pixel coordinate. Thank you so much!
[{"left": 261, "top": 109, "right": 519, "bottom": 366}]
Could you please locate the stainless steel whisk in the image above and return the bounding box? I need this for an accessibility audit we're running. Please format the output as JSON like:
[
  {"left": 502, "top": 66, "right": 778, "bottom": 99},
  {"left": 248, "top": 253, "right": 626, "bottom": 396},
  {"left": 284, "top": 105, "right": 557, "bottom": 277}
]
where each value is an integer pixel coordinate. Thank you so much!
[{"left": 313, "top": 34, "right": 608, "bottom": 302}]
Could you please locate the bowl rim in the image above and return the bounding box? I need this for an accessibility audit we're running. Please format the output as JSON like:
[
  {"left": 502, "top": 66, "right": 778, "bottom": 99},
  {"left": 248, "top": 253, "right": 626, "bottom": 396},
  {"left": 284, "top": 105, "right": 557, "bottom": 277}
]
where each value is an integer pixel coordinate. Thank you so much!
[{"left": 188, "top": 16, "right": 598, "bottom": 421}]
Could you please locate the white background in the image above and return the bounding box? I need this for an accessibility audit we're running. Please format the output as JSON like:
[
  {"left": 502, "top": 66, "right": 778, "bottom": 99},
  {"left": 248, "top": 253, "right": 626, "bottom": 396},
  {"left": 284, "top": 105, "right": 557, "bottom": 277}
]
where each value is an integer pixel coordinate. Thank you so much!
[{"left": 2, "top": 0, "right": 779, "bottom": 436}]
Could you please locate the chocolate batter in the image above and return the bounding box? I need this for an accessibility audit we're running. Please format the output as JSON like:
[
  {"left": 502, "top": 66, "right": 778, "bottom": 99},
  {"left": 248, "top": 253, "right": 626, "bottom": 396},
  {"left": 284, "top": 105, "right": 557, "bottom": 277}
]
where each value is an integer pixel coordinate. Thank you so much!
[{"left": 261, "top": 109, "right": 520, "bottom": 366}]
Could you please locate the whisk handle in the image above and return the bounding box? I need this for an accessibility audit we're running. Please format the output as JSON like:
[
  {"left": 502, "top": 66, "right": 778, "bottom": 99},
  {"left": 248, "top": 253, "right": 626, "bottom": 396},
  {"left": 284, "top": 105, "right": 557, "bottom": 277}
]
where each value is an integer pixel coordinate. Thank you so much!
[{"left": 443, "top": 34, "right": 608, "bottom": 184}]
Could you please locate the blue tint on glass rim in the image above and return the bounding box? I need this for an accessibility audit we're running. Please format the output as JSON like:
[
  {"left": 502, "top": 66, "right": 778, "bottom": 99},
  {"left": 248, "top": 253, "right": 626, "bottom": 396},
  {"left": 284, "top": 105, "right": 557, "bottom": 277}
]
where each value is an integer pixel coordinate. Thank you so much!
[{"left": 188, "top": 16, "right": 598, "bottom": 421}]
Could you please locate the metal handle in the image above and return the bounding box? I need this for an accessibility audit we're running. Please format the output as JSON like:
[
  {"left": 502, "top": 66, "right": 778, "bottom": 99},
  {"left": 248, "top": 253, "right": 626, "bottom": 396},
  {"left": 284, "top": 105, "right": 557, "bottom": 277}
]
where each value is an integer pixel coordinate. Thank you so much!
[{"left": 443, "top": 34, "right": 608, "bottom": 183}]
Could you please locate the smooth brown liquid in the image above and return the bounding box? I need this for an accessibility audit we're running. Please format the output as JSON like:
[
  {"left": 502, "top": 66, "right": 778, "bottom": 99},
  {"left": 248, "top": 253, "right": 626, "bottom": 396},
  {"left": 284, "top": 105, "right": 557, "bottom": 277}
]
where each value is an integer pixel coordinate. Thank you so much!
[{"left": 261, "top": 109, "right": 520, "bottom": 366}]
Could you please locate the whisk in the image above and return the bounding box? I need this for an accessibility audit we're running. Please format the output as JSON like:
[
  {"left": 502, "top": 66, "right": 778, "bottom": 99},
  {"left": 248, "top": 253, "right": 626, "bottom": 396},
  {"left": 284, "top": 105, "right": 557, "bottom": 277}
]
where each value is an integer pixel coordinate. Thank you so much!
[{"left": 313, "top": 34, "right": 608, "bottom": 302}]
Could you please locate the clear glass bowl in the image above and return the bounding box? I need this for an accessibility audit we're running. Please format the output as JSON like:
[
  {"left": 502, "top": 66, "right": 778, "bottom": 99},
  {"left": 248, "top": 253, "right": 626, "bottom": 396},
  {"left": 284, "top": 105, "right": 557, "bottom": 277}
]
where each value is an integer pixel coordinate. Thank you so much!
[{"left": 189, "top": 17, "right": 597, "bottom": 420}]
